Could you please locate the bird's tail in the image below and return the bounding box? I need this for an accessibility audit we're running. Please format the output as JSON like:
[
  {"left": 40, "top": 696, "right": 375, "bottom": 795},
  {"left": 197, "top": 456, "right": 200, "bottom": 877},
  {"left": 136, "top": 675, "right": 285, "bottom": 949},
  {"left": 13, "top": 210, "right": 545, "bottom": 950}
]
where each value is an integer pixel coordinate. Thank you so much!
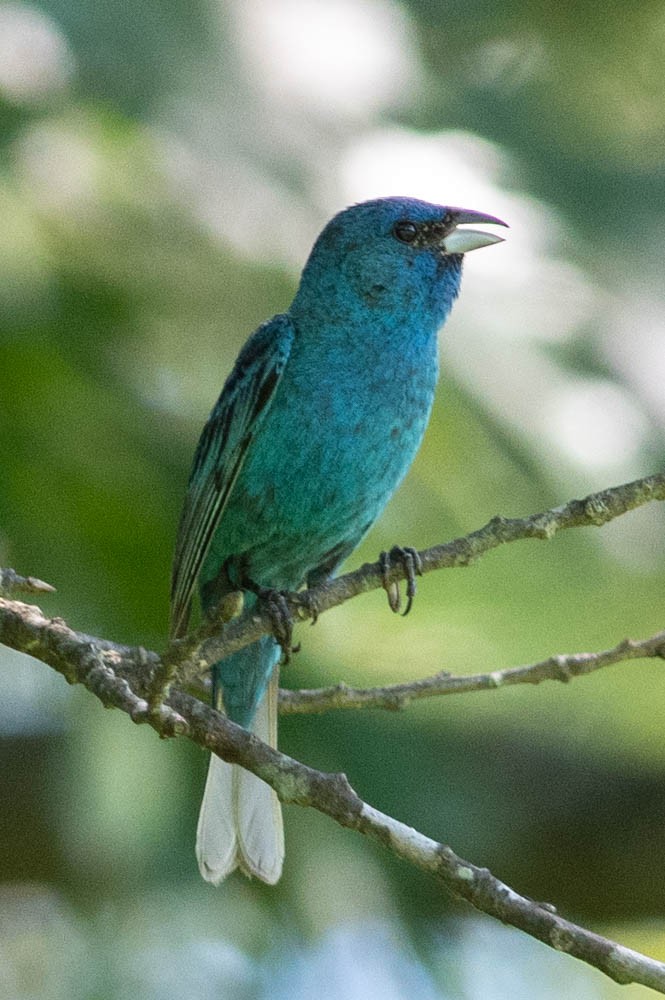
[{"left": 196, "top": 662, "right": 284, "bottom": 885}]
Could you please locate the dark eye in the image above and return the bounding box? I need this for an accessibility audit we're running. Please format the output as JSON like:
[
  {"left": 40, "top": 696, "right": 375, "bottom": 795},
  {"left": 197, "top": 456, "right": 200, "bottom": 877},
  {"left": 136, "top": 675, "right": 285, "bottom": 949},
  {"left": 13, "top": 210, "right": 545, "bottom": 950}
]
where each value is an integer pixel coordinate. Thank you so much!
[{"left": 392, "top": 220, "right": 418, "bottom": 244}]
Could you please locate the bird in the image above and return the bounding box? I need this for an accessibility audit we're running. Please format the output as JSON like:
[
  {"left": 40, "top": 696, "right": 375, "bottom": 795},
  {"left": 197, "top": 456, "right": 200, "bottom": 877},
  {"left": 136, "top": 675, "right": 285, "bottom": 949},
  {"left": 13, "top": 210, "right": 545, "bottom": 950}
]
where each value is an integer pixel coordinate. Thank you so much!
[{"left": 170, "top": 196, "right": 506, "bottom": 885}]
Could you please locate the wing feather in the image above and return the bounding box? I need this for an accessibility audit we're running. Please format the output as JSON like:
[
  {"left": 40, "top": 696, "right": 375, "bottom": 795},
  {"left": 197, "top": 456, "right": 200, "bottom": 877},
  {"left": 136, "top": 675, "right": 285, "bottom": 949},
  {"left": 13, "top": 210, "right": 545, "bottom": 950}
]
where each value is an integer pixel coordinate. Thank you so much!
[{"left": 170, "top": 314, "right": 294, "bottom": 638}]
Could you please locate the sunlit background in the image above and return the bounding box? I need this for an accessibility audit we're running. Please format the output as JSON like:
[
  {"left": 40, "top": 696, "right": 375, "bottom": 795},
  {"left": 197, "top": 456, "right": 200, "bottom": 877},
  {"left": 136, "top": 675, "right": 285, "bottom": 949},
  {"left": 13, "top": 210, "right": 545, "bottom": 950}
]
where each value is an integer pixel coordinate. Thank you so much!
[{"left": 1, "top": 1, "right": 665, "bottom": 997}]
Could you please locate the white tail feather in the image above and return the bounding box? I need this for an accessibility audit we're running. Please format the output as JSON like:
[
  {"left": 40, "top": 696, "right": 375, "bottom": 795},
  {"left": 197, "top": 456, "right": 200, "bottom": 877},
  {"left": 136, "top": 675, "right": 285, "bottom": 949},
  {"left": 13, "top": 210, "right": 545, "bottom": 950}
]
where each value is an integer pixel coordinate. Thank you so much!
[
  {"left": 196, "top": 752, "right": 238, "bottom": 885},
  {"left": 196, "top": 669, "right": 284, "bottom": 885},
  {"left": 236, "top": 670, "right": 284, "bottom": 883}
]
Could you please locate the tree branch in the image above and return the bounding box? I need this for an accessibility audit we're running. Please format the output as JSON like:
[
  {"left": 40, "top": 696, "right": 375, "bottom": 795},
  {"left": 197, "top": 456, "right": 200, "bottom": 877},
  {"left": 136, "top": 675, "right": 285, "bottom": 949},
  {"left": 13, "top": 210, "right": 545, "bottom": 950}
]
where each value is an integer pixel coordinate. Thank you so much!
[
  {"left": 2, "top": 594, "right": 665, "bottom": 990},
  {"left": 2, "top": 471, "right": 665, "bottom": 990},
  {"left": 168, "top": 471, "right": 665, "bottom": 687},
  {"left": 279, "top": 629, "right": 665, "bottom": 713}
]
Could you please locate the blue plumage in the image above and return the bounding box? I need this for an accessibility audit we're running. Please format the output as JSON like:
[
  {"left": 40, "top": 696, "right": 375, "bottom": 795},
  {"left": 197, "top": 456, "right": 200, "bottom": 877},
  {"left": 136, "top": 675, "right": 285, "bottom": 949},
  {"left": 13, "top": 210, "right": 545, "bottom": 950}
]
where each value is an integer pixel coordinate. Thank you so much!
[{"left": 171, "top": 196, "right": 506, "bottom": 883}]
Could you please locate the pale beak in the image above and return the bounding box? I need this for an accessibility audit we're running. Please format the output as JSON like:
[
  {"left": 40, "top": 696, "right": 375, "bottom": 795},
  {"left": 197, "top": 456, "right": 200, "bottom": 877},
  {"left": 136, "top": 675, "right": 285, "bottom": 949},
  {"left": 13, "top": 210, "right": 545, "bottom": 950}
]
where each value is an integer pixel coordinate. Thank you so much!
[{"left": 441, "top": 208, "right": 508, "bottom": 254}]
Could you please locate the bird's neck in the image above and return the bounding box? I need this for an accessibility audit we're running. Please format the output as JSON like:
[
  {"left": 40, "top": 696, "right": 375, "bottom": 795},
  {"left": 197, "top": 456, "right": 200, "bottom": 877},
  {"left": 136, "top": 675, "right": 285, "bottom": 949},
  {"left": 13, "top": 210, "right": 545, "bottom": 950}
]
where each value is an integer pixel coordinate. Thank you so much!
[{"left": 290, "top": 252, "right": 463, "bottom": 357}]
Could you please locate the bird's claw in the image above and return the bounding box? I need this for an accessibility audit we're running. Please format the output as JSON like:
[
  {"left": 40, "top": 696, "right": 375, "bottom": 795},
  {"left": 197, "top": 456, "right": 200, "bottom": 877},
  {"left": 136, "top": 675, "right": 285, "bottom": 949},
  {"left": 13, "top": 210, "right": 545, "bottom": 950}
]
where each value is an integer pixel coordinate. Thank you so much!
[
  {"left": 258, "top": 588, "right": 298, "bottom": 663},
  {"left": 295, "top": 589, "right": 320, "bottom": 626},
  {"left": 379, "top": 545, "right": 423, "bottom": 616}
]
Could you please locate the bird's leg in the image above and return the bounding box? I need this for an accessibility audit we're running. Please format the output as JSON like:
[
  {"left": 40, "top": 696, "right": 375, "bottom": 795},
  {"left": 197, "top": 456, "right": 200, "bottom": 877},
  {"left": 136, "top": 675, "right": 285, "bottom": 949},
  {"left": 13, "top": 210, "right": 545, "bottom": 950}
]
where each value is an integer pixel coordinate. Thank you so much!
[
  {"left": 240, "top": 576, "right": 309, "bottom": 663},
  {"left": 260, "top": 590, "right": 323, "bottom": 657},
  {"left": 379, "top": 545, "right": 423, "bottom": 616},
  {"left": 260, "top": 588, "right": 297, "bottom": 662},
  {"left": 296, "top": 585, "right": 321, "bottom": 626}
]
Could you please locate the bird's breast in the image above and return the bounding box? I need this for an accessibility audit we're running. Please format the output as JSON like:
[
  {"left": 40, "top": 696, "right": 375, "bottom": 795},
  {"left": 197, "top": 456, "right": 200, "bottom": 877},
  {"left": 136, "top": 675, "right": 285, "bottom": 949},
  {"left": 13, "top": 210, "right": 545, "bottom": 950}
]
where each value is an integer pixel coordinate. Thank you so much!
[
  {"left": 248, "top": 330, "right": 437, "bottom": 524},
  {"left": 206, "top": 322, "right": 439, "bottom": 590}
]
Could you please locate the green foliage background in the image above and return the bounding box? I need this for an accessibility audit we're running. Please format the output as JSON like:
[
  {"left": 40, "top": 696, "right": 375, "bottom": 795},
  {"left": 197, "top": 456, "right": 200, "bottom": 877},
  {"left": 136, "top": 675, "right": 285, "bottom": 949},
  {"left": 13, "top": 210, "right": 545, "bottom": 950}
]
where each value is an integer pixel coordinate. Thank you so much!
[{"left": 1, "top": 2, "right": 665, "bottom": 996}]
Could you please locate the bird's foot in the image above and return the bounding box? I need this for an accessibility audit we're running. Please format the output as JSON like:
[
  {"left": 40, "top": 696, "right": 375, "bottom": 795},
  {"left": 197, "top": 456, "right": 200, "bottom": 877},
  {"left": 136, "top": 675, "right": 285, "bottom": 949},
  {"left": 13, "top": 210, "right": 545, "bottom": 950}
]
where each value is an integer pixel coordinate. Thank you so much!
[
  {"left": 255, "top": 587, "right": 297, "bottom": 663},
  {"left": 294, "top": 588, "right": 320, "bottom": 626},
  {"left": 252, "top": 585, "right": 323, "bottom": 661},
  {"left": 242, "top": 571, "right": 320, "bottom": 660},
  {"left": 379, "top": 546, "right": 423, "bottom": 616}
]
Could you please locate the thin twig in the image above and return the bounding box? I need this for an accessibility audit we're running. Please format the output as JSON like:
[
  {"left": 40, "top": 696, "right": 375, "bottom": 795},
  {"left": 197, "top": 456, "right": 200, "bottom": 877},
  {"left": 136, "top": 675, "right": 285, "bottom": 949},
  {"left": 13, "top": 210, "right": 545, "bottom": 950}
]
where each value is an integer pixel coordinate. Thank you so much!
[
  {"left": 0, "top": 567, "right": 55, "bottom": 597},
  {"left": 278, "top": 630, "right": 665, "bottom": 713}
]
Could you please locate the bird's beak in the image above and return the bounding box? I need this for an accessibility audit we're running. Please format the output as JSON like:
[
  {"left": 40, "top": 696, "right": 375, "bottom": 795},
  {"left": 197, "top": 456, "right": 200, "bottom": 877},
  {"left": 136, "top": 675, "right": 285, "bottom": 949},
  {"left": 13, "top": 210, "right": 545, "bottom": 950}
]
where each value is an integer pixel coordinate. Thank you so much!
[{"left": 441, "top": 208, "right": 508, "bottom": 254}]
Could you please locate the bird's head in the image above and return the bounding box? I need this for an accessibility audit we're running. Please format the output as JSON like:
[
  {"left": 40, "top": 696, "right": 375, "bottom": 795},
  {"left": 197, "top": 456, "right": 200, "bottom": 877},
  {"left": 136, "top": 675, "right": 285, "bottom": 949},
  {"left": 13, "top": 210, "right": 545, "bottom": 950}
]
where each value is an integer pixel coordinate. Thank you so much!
[{"left": 291, "top": 196, "right": 507, "bottom": 332}]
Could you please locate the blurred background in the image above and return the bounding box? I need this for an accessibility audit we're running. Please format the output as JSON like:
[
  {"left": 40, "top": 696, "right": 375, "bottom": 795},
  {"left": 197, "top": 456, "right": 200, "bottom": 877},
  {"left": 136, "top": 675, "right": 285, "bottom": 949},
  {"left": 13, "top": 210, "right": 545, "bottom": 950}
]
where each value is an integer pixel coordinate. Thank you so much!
[{"left": 1, "top": 1, "right": 665, "bottom": 997}]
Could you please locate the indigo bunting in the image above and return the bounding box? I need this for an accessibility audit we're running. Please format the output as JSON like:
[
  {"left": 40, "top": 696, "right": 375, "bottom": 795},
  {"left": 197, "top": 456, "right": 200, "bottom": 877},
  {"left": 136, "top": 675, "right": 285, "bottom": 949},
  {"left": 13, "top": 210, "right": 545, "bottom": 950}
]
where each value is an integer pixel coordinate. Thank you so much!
[{"left": 171, "top": 197, "right": 506, "bottom": 884}]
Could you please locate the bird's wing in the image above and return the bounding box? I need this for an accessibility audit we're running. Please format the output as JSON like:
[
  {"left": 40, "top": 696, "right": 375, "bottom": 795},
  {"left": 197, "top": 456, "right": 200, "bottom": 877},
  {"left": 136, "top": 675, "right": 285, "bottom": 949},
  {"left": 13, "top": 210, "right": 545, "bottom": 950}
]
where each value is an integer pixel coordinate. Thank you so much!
[{"left": 170, "top": 314, "right": 295, "bottom": 638}]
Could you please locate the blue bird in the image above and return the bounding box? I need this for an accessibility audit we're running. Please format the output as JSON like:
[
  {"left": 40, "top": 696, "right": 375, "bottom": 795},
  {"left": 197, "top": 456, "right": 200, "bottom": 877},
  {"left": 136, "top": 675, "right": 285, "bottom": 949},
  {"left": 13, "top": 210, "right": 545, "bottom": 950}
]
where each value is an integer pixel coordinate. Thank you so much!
[{"left": 171, "top": 197, "right": 506, "bottom": 884}]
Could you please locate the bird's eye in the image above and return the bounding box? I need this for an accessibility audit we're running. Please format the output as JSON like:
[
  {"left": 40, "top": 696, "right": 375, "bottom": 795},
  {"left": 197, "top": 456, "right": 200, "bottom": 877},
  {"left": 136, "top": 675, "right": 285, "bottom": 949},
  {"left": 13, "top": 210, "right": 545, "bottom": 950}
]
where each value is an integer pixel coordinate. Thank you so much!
[{"left": 392, "top": 220, "right": 418, "bottom": 244}]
